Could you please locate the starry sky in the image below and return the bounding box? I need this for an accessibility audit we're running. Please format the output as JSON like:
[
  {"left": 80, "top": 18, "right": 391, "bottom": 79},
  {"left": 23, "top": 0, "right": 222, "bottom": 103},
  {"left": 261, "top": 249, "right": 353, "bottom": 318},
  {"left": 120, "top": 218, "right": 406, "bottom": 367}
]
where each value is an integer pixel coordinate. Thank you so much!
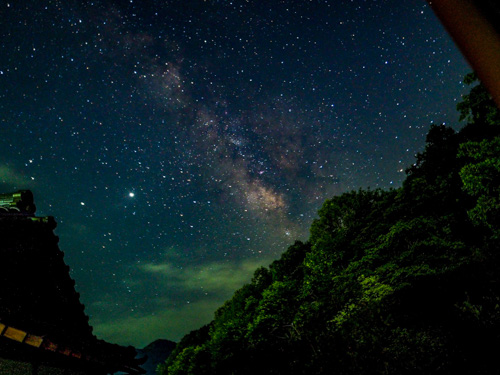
[{"left": 0, "top": 0, "right": 470, "bottom": 348}]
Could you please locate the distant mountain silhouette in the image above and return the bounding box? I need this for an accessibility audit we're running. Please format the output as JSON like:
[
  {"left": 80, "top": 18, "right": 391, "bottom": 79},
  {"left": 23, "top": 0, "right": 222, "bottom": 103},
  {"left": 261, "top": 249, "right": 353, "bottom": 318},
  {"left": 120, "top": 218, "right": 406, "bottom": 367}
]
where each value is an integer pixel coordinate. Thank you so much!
[{"left": 137, "top": 339, "right": 177, "bottom": 375}]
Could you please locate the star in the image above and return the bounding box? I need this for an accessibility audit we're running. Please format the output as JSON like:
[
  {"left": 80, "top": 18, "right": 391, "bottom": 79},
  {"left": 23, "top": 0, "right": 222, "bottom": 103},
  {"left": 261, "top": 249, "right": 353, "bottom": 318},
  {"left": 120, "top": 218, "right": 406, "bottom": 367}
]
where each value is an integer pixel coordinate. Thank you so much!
[{"left": 0, "top": 0, "right": 471, "bottom": 348}]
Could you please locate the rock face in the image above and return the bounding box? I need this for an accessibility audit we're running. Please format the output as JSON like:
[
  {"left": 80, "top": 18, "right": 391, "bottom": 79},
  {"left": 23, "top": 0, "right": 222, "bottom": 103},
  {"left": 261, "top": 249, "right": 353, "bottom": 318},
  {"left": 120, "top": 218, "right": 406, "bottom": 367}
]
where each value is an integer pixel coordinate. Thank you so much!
[{"left": 136, "top": 339, "right": 177, "bottom": 375}]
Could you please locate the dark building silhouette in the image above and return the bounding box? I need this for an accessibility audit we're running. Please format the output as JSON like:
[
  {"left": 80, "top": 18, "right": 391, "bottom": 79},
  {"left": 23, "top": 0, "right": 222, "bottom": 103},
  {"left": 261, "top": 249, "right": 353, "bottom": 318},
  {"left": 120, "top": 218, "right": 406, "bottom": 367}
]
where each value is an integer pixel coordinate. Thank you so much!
[{"left": 0, "top": 191, "right": 145, "bottom": 375}]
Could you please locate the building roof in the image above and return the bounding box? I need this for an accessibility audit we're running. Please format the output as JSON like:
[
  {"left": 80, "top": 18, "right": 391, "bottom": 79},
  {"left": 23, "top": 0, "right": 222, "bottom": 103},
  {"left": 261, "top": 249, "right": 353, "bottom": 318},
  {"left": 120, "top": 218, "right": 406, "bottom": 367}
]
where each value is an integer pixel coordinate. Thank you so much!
[{"left": 0, "top": 191, "right": 145, "bottom": 374}]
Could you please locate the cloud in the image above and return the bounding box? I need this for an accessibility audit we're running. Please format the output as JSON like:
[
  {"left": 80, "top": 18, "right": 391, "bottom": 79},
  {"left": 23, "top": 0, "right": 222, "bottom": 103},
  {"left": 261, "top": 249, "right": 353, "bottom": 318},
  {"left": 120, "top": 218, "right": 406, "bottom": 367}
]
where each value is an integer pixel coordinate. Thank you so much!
[
  {"left": 93, "top": 299, "right": 223, "bottom": 348},
  {"left": 0, "top": 165, "right": 34, "bottom": 188},
  {"left": 138, "top": 255, "right": 271, "bottom": 296},
  {"left": 91, "top": 255, "right": 275, "bottom": 347}
]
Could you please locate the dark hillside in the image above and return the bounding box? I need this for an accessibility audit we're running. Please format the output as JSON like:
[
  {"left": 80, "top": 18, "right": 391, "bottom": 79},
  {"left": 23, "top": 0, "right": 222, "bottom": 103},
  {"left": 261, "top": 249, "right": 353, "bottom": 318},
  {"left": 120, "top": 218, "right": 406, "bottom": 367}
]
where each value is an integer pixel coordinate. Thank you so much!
[{"left": 158, "top": 75, "right": 500, "bottom": 375}]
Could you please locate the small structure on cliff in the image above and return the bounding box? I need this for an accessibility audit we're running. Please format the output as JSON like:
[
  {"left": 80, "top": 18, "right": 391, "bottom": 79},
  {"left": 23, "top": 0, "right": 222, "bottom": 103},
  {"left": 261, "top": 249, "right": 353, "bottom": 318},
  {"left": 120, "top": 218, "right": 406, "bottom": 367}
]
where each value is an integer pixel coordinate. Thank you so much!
[{"left": 0, "top": 190, "right": 145, "bottom": 375}]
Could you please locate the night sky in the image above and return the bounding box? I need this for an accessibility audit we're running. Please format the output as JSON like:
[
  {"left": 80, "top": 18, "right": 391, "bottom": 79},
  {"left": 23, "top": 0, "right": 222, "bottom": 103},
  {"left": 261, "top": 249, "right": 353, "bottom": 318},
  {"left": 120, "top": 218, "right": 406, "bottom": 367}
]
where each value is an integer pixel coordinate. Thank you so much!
[{"left": 0, "top": 0, "right": 470, "bottom": 348}]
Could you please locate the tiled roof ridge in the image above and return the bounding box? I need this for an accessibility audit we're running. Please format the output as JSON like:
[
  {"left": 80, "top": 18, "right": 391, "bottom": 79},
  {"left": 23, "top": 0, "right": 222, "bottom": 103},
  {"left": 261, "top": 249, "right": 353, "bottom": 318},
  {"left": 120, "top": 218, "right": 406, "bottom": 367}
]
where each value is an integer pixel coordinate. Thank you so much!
[
  {"left": 0, "top": 208, "right": 94, "bottom": 341},
  {"left": 0, "top": 191, "right": 146, "bottom": 374}
]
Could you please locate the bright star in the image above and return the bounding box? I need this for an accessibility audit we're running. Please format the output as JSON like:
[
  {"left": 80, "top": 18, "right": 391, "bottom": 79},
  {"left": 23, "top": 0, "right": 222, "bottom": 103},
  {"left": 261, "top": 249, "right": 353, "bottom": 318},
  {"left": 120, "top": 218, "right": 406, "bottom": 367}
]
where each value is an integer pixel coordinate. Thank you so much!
[{"left": 129, "top": 192, "right": 135, "bottom": 197}]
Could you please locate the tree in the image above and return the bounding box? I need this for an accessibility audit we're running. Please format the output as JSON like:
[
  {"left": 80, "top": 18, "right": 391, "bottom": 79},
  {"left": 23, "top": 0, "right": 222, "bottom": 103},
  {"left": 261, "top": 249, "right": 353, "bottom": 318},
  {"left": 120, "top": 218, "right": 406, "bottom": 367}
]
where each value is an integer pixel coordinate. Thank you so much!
[
  {"left": 158, "top": 75, "right": 500, "bottom": 374},
  {"left": 459, "top": 137, "right": 500, "bottom": 235}
]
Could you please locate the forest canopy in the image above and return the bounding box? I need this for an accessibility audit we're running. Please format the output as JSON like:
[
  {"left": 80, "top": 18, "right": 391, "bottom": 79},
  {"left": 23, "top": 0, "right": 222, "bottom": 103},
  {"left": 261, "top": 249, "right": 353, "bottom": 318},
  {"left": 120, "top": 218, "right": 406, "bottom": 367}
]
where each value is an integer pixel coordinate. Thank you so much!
[{"left": 157, "top": 74, "right": 500, "bottom": 375}]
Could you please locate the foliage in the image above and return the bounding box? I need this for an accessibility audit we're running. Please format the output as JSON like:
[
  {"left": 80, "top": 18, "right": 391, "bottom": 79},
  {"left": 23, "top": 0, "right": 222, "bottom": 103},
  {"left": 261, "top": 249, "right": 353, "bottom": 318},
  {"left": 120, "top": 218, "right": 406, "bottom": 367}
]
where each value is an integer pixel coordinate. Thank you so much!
[
  {"left": 459, "top": 137, "right": 500, "bottom": 234},
  {"left": 457, "top": 72, "right": 500, "bottom": 128},
  {"left": 158, "top": 75, "right": 500, "bottom": 375}
]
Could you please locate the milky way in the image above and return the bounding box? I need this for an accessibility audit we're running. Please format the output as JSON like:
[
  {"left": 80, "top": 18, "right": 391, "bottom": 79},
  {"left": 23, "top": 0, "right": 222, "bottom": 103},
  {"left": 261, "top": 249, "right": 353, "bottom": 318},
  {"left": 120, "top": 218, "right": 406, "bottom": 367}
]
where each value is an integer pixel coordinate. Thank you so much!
[{"left": 0, "top": 0, "right": 470, "bottom": 347}]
